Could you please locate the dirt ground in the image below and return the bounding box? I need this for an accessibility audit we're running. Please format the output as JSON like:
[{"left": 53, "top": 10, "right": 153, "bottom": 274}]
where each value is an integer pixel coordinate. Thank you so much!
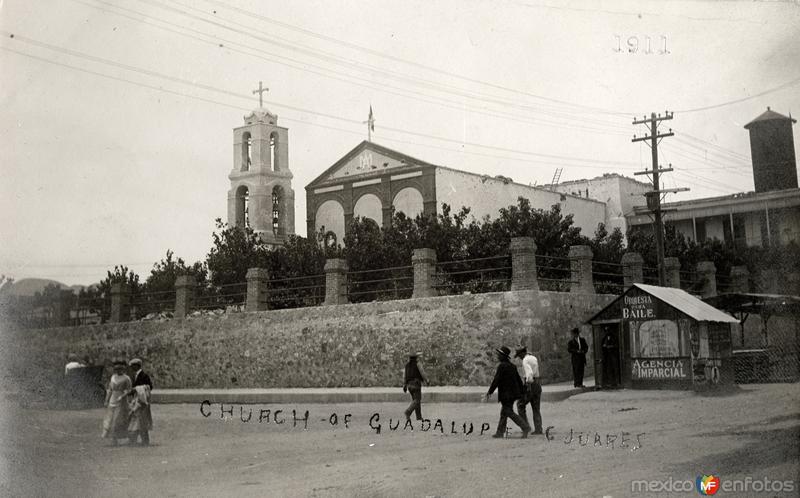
[{"left": 1, "top": 384, "right": 798, "bottom": 497}]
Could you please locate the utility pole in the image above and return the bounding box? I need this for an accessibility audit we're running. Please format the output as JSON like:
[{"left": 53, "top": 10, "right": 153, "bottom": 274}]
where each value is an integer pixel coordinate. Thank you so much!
[{"left": 632, "top": 111, "right": 687, "bottom": 286}]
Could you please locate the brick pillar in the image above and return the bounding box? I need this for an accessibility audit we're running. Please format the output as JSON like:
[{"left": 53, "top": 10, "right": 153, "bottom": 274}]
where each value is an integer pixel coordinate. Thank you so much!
[
  {"left": 324, "top": 259, "right": 349, "bottom": 305},
  {"left": 510, "top": 237, "right": 539, "bottom": 291},
  {"left": 246, "top": 268, "right": 270, "bottom": 312},
  {"left": 664, "top": 257, "right": 681, "bottom": 289},
  {"left": 53, "top": 290, "right": 73, "bottom": 327},
  {"left": 110, "top": 283, "right": 131, "bottom": 323},
  {"left": 174, "top": 275, "right": 196, "bottom": 318},
  {"left": 729, "top": 266, "right": 750, "bottom": 293},
  {"left": 412, "top": 248, "right": 437, "bottom": 298},
  {"left": 621, "top": 252, "right": 644, "bottom": 288},
  {"left": 569, "top": 245, "right": 594, "bottom": 294},
  {"left": 697, "top": 261, "right": 717, "bottom": 298}
]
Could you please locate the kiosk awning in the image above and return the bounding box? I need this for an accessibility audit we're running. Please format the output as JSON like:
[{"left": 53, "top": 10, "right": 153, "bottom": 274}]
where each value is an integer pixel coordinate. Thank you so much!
[{"left": 632, "top": 284, "right": 739, "bottom": 323}]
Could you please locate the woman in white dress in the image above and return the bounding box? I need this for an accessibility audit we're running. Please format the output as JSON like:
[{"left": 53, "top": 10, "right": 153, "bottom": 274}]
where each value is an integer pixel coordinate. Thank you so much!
[{"left": 102, "top": 359, "right": 131, "bottom": 445}]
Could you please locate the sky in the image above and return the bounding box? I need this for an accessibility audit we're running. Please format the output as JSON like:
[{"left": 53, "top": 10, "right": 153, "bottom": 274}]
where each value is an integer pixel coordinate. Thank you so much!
[{"left": 1, "top": 0, "right": 799, "bottom": 286}]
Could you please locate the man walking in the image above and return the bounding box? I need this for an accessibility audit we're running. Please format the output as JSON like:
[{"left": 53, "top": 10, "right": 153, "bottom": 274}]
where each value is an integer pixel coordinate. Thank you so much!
[
  {"left": 403, "top": 351, "right": 428, "bottom": 421},
  {"left": 486, "top": 346, "right": 531, "bottom": 439},
  {"left": 514, "top": 347, "right": 543, "bottom": 435},
  {"left": 567, "top": 328, "right": 589, "bottom": 388}
]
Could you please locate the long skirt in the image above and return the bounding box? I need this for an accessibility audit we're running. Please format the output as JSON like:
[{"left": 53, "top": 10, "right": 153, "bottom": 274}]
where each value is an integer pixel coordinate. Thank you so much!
[
  {"left": 102, "top": 403, "right": 130, "bottom": 439},
  {"left": 128, "top": 404, "right": 153, "bottom": 433}
]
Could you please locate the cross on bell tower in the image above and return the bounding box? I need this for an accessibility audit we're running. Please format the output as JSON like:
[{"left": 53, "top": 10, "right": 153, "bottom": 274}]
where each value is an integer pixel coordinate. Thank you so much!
[
  {"left": 252, "top": 81, "right": 269, "bottom": 107},
  {"left": 227, "top": 84, "right": 295, "bottom": 248}
]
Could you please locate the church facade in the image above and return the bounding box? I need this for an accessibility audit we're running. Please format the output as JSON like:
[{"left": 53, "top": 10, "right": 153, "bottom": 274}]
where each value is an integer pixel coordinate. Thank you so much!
[
  {"left": 227, "top": 107, "right": 295, "bottom": 247},
  {"left": 305, "top": 141, "right": 606, "bottom": 246}
]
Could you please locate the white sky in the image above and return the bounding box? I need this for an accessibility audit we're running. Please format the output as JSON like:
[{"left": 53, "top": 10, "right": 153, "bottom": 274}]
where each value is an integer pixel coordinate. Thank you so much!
[{"left": 1, "top": 0, "right": 799, "bottom": 286}]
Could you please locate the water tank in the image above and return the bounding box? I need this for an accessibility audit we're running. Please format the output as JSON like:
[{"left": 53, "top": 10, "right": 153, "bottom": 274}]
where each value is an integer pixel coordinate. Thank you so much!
[{"left": 744, "top": 107, "right": 797, "bottom": 193}]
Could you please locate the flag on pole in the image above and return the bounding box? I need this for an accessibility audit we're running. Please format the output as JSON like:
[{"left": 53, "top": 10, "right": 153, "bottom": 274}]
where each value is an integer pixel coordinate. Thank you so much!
[{"left": 368, "top": 105, "right": 375, "bottom": 131}]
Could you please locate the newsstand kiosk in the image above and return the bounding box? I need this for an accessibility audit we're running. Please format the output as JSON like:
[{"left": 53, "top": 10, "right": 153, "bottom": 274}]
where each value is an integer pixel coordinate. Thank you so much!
[{"left": 587, "top": 283, "right": 739, "bottom": 389}]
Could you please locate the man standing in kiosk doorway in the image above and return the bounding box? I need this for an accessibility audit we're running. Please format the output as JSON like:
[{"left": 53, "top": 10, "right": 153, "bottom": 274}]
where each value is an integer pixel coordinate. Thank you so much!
[
  {"left": 601, "top": 328, "right": 620, "bottom": 388},
  {"left": 568, "top": 328, "right": 589, "bottom": 388}
]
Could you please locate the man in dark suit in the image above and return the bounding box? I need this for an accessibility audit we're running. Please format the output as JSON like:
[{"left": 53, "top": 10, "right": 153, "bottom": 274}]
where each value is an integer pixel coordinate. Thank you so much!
[
  {"left": 128, "top": 358, "right": 153, "bottom": 445},
  {"left": 567, "top": 328, "right": 589, "bottom": 388},
  {"left": 403, "top": 351, "right": 429, "bottom": 421},
  {"left": 130, "top": 358, "right": 153, "bottom": 389},
  {"left": 485, "top": 346, "right": 531, "bottom": 439}
]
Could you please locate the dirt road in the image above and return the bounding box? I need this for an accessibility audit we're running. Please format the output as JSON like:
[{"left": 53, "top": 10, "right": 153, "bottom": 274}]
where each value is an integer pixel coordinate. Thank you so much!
[{"left": 1, "top": 384, "right": 798, "bottom": 497}]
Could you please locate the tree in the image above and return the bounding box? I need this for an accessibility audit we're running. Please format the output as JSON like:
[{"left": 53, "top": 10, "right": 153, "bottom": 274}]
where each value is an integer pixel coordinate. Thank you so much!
[
  {"left": 205, "top": 218, "right": 267, "bottom": 288},
  {"left": 589, "top": 223, "right": 626, "bottom": 294},
  {"left": 144, "top": 250, "right": 207, "bottom": 295}
]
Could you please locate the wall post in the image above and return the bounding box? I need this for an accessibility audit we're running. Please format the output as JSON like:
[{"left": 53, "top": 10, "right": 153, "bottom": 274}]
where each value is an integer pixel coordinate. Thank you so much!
[
  {"left": 110, "top": 283, "right": 131, "bottom": 323},
  {"left": 621, "top": 252, "right": 644, "bottom": 288},
  {"left": 412, "top": 248, "right": 437, "bottom": 298},
  {"left": 729, "top": 266, "right": 750, "bottom": 293},
  {"left": 664, "top": 257, "right": 681, "bottom": 289},
  {"left": 697, "top": 261, "right": 717, "bottom": 298},
  {"left": 324, "top": 259, "right": 349, "bottom": 305},
  {"left": 568, "top": 245, "right": 594, "bottom": 294},
  {"left": 174, "top": 275, "right": 197, "bottom": 319},
  {"left": 246, "top": 268, "right": 270, "bottom": 312},
  {"left": 510, "top": 237, "right": 539, "bottom": 291}
]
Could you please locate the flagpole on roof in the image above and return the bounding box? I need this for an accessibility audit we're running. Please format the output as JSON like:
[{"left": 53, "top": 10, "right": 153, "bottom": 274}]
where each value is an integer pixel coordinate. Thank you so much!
[{"left": 364, "top": 105, "right": 375, "bottom": 142}]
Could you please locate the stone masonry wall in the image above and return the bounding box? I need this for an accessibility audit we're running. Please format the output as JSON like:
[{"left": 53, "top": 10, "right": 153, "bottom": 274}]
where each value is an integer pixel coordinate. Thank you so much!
[{"left": 4, "top": 290, "right": 614, "bottom": 390}]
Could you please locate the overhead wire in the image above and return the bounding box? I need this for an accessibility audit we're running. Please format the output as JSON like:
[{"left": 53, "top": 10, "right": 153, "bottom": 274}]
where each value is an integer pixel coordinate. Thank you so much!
[
  {"left": 69, "top": 0, "right": 634, "bottom": 137},
  {"left": 1, "top": 43, "right": 636, "bottom": 170},
  {"left": 193, "top": 0, "right": 633, "bottom": 116},
  {"left": 138, "top": 0, "right": 638, "bottom": 122}
]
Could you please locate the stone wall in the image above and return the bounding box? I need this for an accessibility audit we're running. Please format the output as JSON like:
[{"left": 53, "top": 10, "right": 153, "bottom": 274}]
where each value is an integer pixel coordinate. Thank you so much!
[{"left": 4, "top": 290, "right": 614, "bottom": 390}]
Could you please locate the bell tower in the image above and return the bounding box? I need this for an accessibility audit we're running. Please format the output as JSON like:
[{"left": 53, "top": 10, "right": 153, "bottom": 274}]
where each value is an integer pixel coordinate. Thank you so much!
[{"left": 227, "top": 87, "right": 295, "bottom": 247}]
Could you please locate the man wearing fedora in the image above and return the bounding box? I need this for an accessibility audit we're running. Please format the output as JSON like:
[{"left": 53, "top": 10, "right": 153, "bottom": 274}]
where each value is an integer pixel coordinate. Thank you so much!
[
  {"left": 567, "top": 327, "right": 589, "bottom": 388},
  {"left": 486, "top": 346, "right": 531, "bottom": 438},
  {"left": 403, "top": 351, "right": 429, "bottom": 421},
  {"left": 515, "top": 346, "right": 543, "bottom": 435}
]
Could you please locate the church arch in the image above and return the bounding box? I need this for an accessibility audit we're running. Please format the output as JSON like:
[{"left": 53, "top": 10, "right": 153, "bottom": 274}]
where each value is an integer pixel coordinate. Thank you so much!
[
  {"left": 270, "top": 131, "right": 279, "bottom": 171},
  {"left": 235, "top": 185, "right": 250, "bottom": 227},
  {"left": 392, "top": 187, "right": 424, "bottom": 219},
  {"left": 272, "top": 185, "right": 285, "bottom": 236},
  {"left": 241, "top": 132, "right": 252, "bottom": 171},
  {"left": 315, "top": 200, "right": 345, "bottom": 245},
  {"left": 353, "top": 193, "right": 383, "bottom": 227}
]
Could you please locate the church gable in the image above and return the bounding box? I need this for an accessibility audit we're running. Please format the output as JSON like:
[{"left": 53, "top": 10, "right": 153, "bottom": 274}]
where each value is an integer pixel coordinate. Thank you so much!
[{"left": 308, "top": 141, "right": 435, "bottom": 187}]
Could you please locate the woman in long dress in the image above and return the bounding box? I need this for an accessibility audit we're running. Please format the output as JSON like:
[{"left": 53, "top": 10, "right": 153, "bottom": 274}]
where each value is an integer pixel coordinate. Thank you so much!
[{"left": 102, "top": 359, "right": 131, "bottom": 445}]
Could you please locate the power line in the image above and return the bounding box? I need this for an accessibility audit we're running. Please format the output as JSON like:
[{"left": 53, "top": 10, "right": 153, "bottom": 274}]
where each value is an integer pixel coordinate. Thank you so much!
[
  {"left": 139, "top": 0, "right": 637, "bottom": 121},
  {"left": 68, "top": 0, "right": 634, "bottom": 137},
  {"left": 1, "top": 44, "right": 636, "bottom": 170},
  {"left": 675, "top": 75, "right": 800, "bottom": 113},
  {"left": 194, "top": 0, "right": 632, "bottom": 116}
]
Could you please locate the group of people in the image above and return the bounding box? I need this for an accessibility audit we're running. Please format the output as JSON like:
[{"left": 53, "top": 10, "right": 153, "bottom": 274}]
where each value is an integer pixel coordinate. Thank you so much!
[
  {"left": 401, "top": 327, "right": 591, "bottom": 439},
  {"left": 101, "top": 358, "right": 154, "bottom": 446}
]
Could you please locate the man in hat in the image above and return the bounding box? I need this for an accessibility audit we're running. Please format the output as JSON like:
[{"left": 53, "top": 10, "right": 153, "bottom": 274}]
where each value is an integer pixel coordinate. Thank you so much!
[
  {"left": 403, "top": 351, "right": 429, "bottom": 421},
  {"left": 567, "top": 328, "right": 589, "bottom": 388},
  {"left": 515, "top": 347, "right": 543, "bottom": 435},
  {"left": 128, "top": 358, "right": 153, "bottom": 445},
  {"left": 129, "top": 359, "right": 152, "bottom": 390},
  {"left": 485, "top": 346, "right": 530, "bottom": 438}
]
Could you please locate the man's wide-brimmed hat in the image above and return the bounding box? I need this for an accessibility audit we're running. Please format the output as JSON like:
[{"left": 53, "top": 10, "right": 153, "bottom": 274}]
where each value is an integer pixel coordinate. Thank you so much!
[
  {"left": 495, "top": 346, "right": 511, "bottom": 358},
  {"left": 129, "top": 358, "right": 142, "bottom": 367},
  {"left": 514, "top": 347, "right": 527, "bottom": 358},
  {"left": 409, "top": 351, "right": 422, "bottom": 358}
]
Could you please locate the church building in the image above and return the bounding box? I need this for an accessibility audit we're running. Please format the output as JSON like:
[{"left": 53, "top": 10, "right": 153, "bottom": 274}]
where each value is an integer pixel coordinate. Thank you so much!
[
  {"left": 306, "top": 141, "right": 606, "bottom": 246},
  {"left": 227, "top": 105, "right": 295, "bottom": 247}
]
